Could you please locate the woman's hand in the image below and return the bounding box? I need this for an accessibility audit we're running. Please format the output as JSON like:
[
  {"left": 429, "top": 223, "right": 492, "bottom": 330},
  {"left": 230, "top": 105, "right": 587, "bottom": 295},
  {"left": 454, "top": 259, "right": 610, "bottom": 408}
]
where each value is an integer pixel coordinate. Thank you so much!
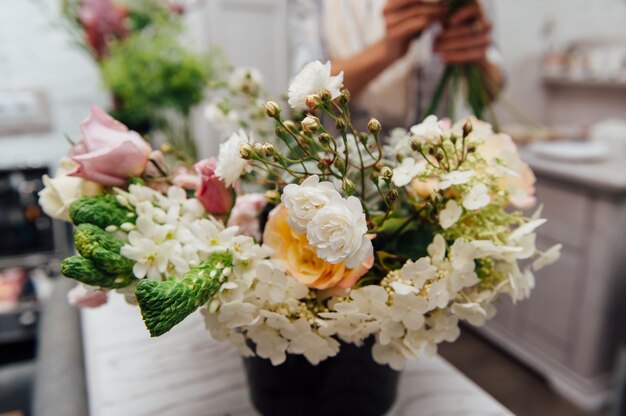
[
  {"left": 433, "top": 1, "right": 491, "bottom": 64},
  {"left": 383, "top": 0, "right": 447, "bottom": 61}
]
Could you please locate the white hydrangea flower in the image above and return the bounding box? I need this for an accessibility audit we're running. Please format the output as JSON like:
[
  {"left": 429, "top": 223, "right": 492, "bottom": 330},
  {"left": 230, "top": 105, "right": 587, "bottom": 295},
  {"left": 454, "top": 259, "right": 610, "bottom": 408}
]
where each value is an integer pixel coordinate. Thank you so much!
[
  {"left": 392, "top": 157, "right": 426, "bottom": 187},
  {"left": 427, "top": 234, "right": 447, "bottom": 263},
  {"left": 532, "top": 244, "right": 562, "bottom": 271},
  {"left": 248, "top": 326, "right": 289, "bottom": 365},
  {"left": 288, "top": 61, "right": 344, "bottom": 110},
  {"left": 350, "top": 286, "right": 389, "bottom": 318},
  {"left": 463, "top": 183, "right": 490, "bottom": 210},
  {"left": 216, "top": 129, "right": 253, "bottom": 186},
  {"left": 383, "top": 128, "right": 413, "bottom": 160},
  {"left": 372, "top": 340, "right": 407, "bottom": 371},
  {"left": 217, "top": 301, "right": 260, "bottom": 328},
  {"left": 390, "top": 293, "right": 427, "bottom": 330},
  {"left": 427, "top": 278, "right": 451, "bottom": 310},
  {"left": 254, "top": 263, "right": 289, "bottom": 303},
  {"left": 282, "top": 175, "right": 340, "bottom": 233},
  {"left": 401, "top": 257, "right": 437, "bottom": 289},
  {"left": 439, "top": 200, "right": 463, "bottom": 229},
  {"left": 451, "top": 303, "right": 488, "bottom": 326},
  {"left": 410, "top": 115, "right": 445, "bottom": 145},
  {"left": 306, "top": 195, "right": 373, "bottom": 268},
  {"left": 439, "top": 170, "right": 475, "bottom": 189},
  {"left": 427, "top": 311, "right": 461, "bottom": 343}
]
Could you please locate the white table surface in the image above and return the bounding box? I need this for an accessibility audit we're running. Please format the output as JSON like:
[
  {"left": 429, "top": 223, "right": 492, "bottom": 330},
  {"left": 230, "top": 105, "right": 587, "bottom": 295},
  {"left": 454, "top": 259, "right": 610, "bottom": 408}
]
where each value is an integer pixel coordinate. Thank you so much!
[{"left": 81, "top": 294, "right": 513, "bottom": 416}]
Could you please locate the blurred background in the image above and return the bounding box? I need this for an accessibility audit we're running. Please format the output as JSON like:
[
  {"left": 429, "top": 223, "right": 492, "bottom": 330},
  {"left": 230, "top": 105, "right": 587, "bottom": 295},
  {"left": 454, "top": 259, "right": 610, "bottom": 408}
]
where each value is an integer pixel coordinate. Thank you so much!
[{"left": 0, "top": 0, "right": 624, "bottom": 415}]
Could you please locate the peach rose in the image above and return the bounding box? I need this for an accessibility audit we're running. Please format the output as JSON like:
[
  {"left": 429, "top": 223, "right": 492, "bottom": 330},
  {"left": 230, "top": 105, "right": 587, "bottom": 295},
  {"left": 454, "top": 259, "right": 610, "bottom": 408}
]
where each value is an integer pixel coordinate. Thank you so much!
[
  {"left": 478, "top": 133, "right": 536, "bottom": 209},
  {"left": 263, "top": 205, "right": 373, "bottom": 290}
]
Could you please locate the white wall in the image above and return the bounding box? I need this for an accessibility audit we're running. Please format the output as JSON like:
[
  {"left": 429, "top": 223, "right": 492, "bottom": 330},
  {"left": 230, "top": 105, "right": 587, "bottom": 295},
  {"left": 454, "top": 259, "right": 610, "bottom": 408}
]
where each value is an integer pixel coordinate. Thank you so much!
[
  {"left": 0, "top": 0, "right": 108, "bottom": 170},
  {"left": 492, "top": 0, "right": 626, "bottom": 126},
  {"left": 1, "top": 0, "right": 624, "bottom": 169}
]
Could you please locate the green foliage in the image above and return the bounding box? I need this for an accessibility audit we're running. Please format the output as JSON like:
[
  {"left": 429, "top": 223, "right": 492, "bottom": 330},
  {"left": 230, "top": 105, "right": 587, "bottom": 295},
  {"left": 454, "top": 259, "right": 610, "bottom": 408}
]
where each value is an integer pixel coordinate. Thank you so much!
[
  {"left": 101, "top": 25, "right": 212, "bottom": 126},
  {"left": 61, "top": 256, "right": 135, "bottom": 289},
  {"left": 135, "top": 251, "right": 234, "bottom": 337},
  {"left": 69, "top": 195, "right": 136, "bottom": 228}
]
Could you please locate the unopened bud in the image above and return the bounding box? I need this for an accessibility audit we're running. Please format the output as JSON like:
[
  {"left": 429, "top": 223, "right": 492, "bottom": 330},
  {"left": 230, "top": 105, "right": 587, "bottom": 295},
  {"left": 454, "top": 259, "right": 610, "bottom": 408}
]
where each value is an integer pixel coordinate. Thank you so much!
[
  {"left": 467, "top": 145, "right": 476, "bottom": 153},
  {"left": 305, "top": 95, "right": 319, "bottom": 110},
  {"left": 334, "top": 158, "right": 345, "bottom": 172},
  {"left": 239, "top": 143, "right": 254, "bottom": 160},
  {"left": 283, "top": 120, "right": 298, "bottom": 133},
  {"left": 318, "top": 133, "right": 331, "bottom": 145},
  {"left": 260, "top": 143, "right": 275, "bottom": 157},
  {"left": 463, "top": 119, "right": 473, "bottom": 137},
  {"left": 339, "top": 90, "right": 351, "bottom": 106},
  {"left": 359, "top": 132, "right": 369, "bottom": 145},
  {"left": 369, "top": 171, "right": 380, "bottom": 184},
  {"left": 367, "top": 118, "right": 382, "bottom": 134},
  {"left": 335, "top": 117, "right": 346, "bottom": 131},
  {"left": 264, "top": 101, "right": 281, "bottom": 118},
  {"left": 409, "top": 137, "right": 422, "bottom": 152},
  {"left": 380, "top": 166, "right": 393, "bottom": 182},
  {"left": 265, "top": 189, "right": 281, "bottom": 204},
  {"left": 160, "top": 143, "right": 173, "bottom": 154},
  {"left": 275, "top": 126, "right": 286, "bottom": 137},
  {"left": 373, "top": 162, "right": 385, "bottom": 172},
  {"left": 386, "top": 189, "right": 399, "bottom": 204},
  {"left": 301, "top": 115, "right": 320, "bottom": 134},
  {"left": 317, "top": 158, "right": 331, "bottom": 173},
  {"left": 319, "top": 89, "right": 332, "bottom": 102},
  {"left": 342, "top": 177, "right": 356, "bottom": 195}
]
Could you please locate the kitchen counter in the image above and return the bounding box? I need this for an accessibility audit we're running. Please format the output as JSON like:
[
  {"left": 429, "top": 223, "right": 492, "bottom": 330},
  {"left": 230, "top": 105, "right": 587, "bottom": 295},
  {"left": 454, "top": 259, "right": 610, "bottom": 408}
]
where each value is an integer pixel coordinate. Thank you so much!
[
  {"left": 521, "top": 147, "right": 626, "bottom": 195},
  {"left": 81, "top": 294, "right": 512, "bottom": 416}
]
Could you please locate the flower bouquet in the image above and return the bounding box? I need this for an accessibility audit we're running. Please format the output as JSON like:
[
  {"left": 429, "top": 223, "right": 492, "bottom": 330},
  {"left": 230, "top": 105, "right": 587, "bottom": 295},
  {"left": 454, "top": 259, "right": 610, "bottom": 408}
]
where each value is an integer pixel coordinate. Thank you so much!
[{"left": 41, "top": 61, "right": 560, "bottom": 415}]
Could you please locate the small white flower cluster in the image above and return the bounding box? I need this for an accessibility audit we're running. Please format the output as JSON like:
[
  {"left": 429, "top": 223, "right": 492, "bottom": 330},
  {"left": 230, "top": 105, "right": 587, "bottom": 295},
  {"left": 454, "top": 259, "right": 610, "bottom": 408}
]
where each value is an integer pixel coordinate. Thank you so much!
[
  {"left": 318, "top": 221, "right": 559, "bottom": 370},
  {"left": 114, "top": 184, "right": 269, "bottom": 281},
  {"left": 204, "top": 261, "right": 341, "bottom": 365},
  {"left": 205, "top": 67, "right": 274, "bottom": 140},
  {"left": 281, "top": 175, "right": 373, "bottom": 269}
]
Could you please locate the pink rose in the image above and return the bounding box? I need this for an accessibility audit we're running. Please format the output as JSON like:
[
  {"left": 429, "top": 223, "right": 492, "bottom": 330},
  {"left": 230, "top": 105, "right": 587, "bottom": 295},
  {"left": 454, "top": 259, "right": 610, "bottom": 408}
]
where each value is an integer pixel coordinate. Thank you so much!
[
  {"left": 79, "top": 0, "right": 128, "bottom": 59},
  {"left": 227, "top": 193, "right": 268, "bottom": 241},
  {"left": 68, "top": 106, "right": 152, "bottom": 186},
  {"left": 67, "top": 284, "right": 108, "bottom": 308},
  {"left": 194, "top": 158, "right": 233, "bottom": 215},
  {"left": 172, "top": 166, "right": 201, "bottom": 189}
]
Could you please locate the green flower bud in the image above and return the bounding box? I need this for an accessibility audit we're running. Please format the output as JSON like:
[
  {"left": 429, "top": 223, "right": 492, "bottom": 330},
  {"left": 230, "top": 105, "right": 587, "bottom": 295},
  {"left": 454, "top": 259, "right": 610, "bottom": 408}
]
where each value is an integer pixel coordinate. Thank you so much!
[
  {"left": 463, "top": 119, "right": 473, "bottom": 137},
  {"left": 301, "top": 116, "right": 320, "bottom": 134},
  {"left": 239, "top": 143, "right": 255, "bottom": 160},
  {"left": 367, "top": 118, "right": 382, "bottom": 134},
  {"left": 264, "top": 101, "right": 281, "bottom": 118},
  {"left": 342, "top": 177, "right": 356, "bottom": 195}
]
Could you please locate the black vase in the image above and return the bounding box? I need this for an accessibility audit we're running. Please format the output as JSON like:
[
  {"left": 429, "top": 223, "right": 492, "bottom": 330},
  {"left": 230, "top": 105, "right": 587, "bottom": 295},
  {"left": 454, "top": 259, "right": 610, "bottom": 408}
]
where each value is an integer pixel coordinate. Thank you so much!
[{"left": 243, "top": 338, "right": 401, "bottom": 416}]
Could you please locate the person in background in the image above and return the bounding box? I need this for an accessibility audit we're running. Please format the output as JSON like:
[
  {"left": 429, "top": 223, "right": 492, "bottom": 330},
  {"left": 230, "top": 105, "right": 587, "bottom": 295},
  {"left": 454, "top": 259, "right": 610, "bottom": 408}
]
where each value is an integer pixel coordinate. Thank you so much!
[{"left": 290, "top": 0, "right": 504, "bottom": 129}]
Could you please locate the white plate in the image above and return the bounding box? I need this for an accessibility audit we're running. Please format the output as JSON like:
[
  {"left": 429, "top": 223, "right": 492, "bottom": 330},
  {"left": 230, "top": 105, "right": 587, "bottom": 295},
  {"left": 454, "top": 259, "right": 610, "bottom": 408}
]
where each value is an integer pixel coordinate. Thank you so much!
[{"left": 527, "top": 141, "right": 610, "bottom": 163}]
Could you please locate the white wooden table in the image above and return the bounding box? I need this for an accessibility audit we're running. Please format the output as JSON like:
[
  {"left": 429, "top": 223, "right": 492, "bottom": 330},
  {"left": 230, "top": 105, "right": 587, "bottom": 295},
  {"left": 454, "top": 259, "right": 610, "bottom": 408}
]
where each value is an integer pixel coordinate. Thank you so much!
[{"left": 81, "top": 294, "right": 513, "bottom": 416}]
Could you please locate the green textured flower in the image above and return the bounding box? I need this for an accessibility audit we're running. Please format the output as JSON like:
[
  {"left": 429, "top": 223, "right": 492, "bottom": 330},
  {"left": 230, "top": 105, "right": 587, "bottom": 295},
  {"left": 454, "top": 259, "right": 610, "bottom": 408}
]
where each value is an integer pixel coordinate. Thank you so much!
[
  {"left": 69, "top": 195, "right": 136, "bottom": 228},
  {"left": 135, "top": 251, "right": 234, "bottom": 337}
]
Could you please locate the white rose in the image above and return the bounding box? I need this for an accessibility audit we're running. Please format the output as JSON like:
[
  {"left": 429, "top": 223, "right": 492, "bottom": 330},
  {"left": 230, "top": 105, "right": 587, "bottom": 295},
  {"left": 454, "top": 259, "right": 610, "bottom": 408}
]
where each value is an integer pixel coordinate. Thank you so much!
[
  {"left": 306, "top": 195, "right": 372, "bottom": 269},
  {"left": 39, "top": 174, "right": 102, "bottom": 221},
  {"left": 216, "top": 129, "right": 252, "bottom": 186},
  {"left": 287, "top": 61, "right": 344, "bottom": 110},
  {"left": 281, "top": 175, "right": 340, "bottom": 233},
  {"left": 410, "top": 115, "right": 445, "bottom": 145}
]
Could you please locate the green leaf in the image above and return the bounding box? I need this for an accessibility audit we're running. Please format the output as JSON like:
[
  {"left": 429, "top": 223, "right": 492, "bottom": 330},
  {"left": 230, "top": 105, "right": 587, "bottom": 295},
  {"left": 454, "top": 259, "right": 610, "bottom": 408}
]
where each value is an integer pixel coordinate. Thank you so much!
[
  {"left": 135, "top": 251, "right": 233, "bottom": 337},
  {"left": 394, "top": 226, "right": 436, "bottom": 260}
]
